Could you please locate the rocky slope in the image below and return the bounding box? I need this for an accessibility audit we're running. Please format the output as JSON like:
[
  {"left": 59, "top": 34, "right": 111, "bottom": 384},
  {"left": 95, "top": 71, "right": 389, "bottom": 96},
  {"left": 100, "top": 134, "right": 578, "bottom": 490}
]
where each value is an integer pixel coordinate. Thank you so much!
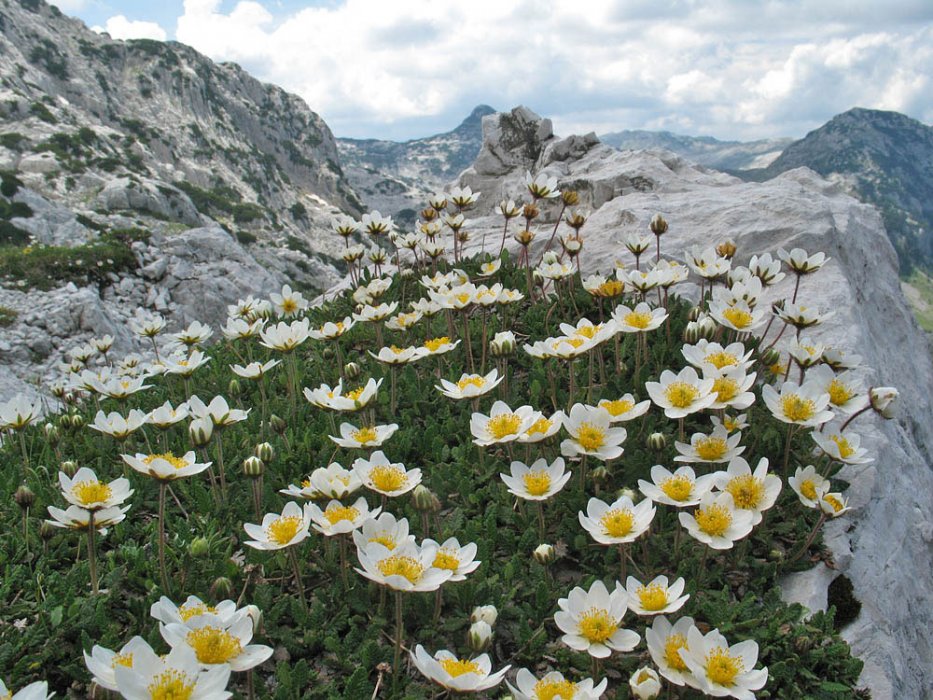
[
  {"left": 739, "top": 108, "right": 933, "bottom": 275},
  {"left": 600, "top": 129, "right": 792, "bottom": 171},
  {"left": 455, "top": 106, "right": 933, "bottom": 698},
  {"left": 337, "top": 105, "right": 494, "bottom": 227}
]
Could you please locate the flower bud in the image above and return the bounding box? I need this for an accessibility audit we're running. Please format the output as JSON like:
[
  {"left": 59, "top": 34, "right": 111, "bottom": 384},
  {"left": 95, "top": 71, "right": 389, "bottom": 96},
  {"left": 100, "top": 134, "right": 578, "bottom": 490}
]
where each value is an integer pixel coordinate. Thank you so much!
[
  {"left": 683, "top": 321, "right": 700, "bottom": 344},
  {"left": 470, "top": 605, "right": 498, "bottom": 627},
  {"left": 697, "top": 316, "right": 717, "bottom": 340},
  {"left": 716, "top": 239, "right": 737, "bottom": 260},
  {"left": 14, "top": 485, "right": 36, "bottom": 510},
  {"left": 490, "top": 331, "right": 516, "bottom": 357},
  {"left": 344, "top": 361, "right": 361, "bottom": 380},
  {"left": 647, "top": 432, "right": 667, "bottom": 451},
  {"left": 421, "top": 207, "right": 437, "bottom": 221},
  {"left": 189, "top": 417, "right": 213, "bottom": 447},
  {"left": 468, "top": 621, "right": 492, "bottom": 652},
  {"left": 687, "top": 305, "right": 703, "bottom": 322},
  {"left": 759, "top": 347, "right": 781, "bottom": 367},
  {"left": 188, "top": 536, "right": 210, "bottom": 558},
  {"left": 227, "top": 378, "right": 241, "bottom": 397},
  {"left": 322, "top": 346, "right": 335, "bottom": 360},
  {"left": 254, "top": 442, "right": 275, "bottom": 463},
  {"left": 210, "top": 576, "right": 234, "bottom": 600},
  {"left": 69, "top": 413, "right": 85, "bottom": 430},
  {"left": 39, "top": 520, "right": 56, "bottom": 541},
  {"left": 591, "top": 465, "right": 610, "bottom": 484},
  {"left": 244, "top": 604, "right": 264, "bottom": 635},
  {"left": 561, "top": 190, "right": 579, "bottom": 207},
  {"left": 650, "top": 214, "right": 668, "bottom": 236},
  {"left": 242, "top": 456, "right": 265, "bottom": 478},
  {"left": 542, "top": 251, "right": 559, "bottom": 266},
  {"left": 533, "top": 543, "right": 556, "bottom": 565},
  {"left": 43, "top": 423, "right": 60, "bottom": 446},
  {"left": 412, "top": 485, "right": 440, "bottom": 512},
  {"left": 269, "top": 414, "right": 287, "bottom": 435},
  {"left": 58, "top": 414, "right": 73, "bottom": 430},
  {"left": 60, "top": 460, "right": 78, "bottom": 478},
  {"left": 868, "top": 387, "right": 898, "bottom": 418},
  {"left": 629, "top": 667, "right": 661, "bottom": 700},
  {"left": 616, "top": 487, "right": 639, "bottom": 504}
]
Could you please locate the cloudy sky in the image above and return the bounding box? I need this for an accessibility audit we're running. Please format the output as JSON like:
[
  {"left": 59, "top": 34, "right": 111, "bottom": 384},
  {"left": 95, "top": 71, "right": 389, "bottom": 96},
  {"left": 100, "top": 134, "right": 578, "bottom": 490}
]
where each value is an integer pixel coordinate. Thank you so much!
[{"left": 57, "top": 0, "right": 932, "bottom": 142}]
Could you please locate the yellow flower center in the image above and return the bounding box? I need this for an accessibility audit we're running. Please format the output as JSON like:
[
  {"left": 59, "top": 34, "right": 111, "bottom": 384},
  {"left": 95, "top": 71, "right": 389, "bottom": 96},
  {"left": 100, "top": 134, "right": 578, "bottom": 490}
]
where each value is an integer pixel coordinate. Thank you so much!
[
  {"left": 112, "top": 652, "right": 134, "bottom": 668},
  {"left": 432, "top": 548, "right": 461, "bottom": 571},
  {"left": 457, "top": 376, "right": 486, "bottom": 391},
  {"left": 800, "top": 479, "right": 818, "bottom": 500},
  {"left": 600, "top": 399, "right": 634, "bottom": 416},
  {"left": 345, "top": 387, "right": 365, "bottom": 401},
  {"left": 600, "top": 508, "right": 634, "bottom": 537},
  {"left": 390, "top": 345, "right": 407, "bottom": 355},
  {"left": 487, "top": 413, "right": 522, "bottom": 440},
  {"left": 376, "top": 555, "right": 424, "bottom": 583},
  {"left": 282, "top": 298, "right": 298, "bottom": 313},
  {"left": 526, "top": 417, "right": 554, "bottom": 436},
  {"left": 664, "top": 633, "right": 689, "bottom": 672},
  {"left": 577, "top": 422, "right": 606, "bottom": 451},
  {"left": 828, "top": 379, "right": 854, "bottom": 406},
  {"left": 424, "top": 336, "right": 450, "bottom": 352},
  {"left": 324, "top": 504, "right": 360, "bottom": 525},
  {"left": 533, "top": 678, "right": 579, "bottom": 700},
  {"left": 72, "top": 480, "right": 112, "bottom": 506},
  {"left": 351, "top": 427, "right": 379, "bottom": 444},
  {"left": 705, "top": 646, "right": 744, "bottom": 687},
  {"left": 266, "top": 515, "right": 304, "bottom": 545},
  {"left": 143, "top": 453, "right": 188, "bottom": 469},
  {"left": 725, "top": 475, "right": 765, "bottom": 510},
  {"left": 722, "top": 307, "right": 753, "bottom": 329},
  {"left": 369, "top": 532, "right": 397, "bottom": 549},
  {"left": 822, "top": 494, "right": 845, "bottom": 513},
  {"left": 660, "top": 475, "right": 694, "bottom": 502},
  {"left": 481, "top": 263, "right": 497, "bottom": 274},
  {"left": 369, "top": 465, "right": 408, "bottom": 493},
  {"left": 439, "top": 657, "right": 482, "bottom": 678},
  {"left": 178, "top": 602, "right": 216, "bottom": 621},
  {"left": 563, "top": 337, "right": 586, "bottom": 349},
  {"left": 664, "top": 382, "right": 699, "bottom": 408},
  {"left": 522, "top": 469, "right": 552, "bottom": 496},
  {"left": 694, "top": 436, "right": 729, "bottom": 461},
  {"left": 596, "top": 280, "right": 625, "bottom": 297},
  {"left": 781, "top": 395, "right": 816, "bottom": 422},
  {"left": 575, "top": 325, "right": 601, "bottom": 339},
  {"left": 186, "top": 626, "right": 243, "bottom": 665},
  {"left": 577, "top": 608, "right": 617, "bottom": 644},
  {"left": 147, "top": 670, "right": 196, "bottom": 700},
  {"left": 455, "top": 293, "right": 471, "bottom": 305},
  {"left": 625, "top": 311, "right": 653, "bottom": 329},
  {"left": 636, "top": 670, "right": 654, "bottom": 684},
  {"left": 829, "top": 435, "right": 854, "bottom": 459},
  {"left": 706, "top": 351, "right": 738, "bottom": 368},
  {"left": 695, "top": 504, "right": 732, "bottom": 536},
  {"left": 301, "top": 478, "right": 313, "bottom": 489},
  {"left": 712, "top": 377, "right": 739, "bottom": 403},
  {"left": 637, "top": 583, "right": 669, "bottom": 611},
  {"left": 723, "top": 416, "right": 741, "bottom": 432}
]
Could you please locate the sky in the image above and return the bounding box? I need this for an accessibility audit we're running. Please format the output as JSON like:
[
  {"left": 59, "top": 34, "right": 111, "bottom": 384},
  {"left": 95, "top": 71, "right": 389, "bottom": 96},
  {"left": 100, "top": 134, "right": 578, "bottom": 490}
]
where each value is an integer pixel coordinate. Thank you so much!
[{"left": 56, "top": 0, "right": 933, "bottom": 142}]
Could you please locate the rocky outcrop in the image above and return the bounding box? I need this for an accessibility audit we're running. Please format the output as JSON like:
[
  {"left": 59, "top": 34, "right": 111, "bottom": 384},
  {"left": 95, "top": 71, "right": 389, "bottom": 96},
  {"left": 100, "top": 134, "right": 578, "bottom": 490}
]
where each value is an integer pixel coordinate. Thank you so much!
[{"left": 455, "top": 107, "right": 933, "bottom": 698}]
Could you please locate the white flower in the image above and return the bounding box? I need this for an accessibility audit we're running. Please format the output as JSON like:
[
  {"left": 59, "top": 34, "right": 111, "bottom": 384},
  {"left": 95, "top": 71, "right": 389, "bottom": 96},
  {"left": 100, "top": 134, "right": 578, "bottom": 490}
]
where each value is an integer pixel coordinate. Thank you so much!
[
  {"left": 322, "top": 378, "right": 382, "bottom": 412},
  {"left": 436, "top": 369, "right": 503, "bottom": 400},
  {"left": 713, "top": 457, "right": 782, "bottom": 525},
  {"left": 625, "top": 575, "right": 690, "bottom": 616},
  {"left": 187, "top": 395, "right": 249, "bottom": 428},
  {"left": 361, "top": 210, "right": 394, "bottom": 236},
  {"left": 679, "top": 491, "right": 755, "bottom": 550},
  {"left": 150, "top": 596, "right": 243, "bottom": 627},
  {"left": 703, "top": 366, "right": 756, "bottom": 411},
  {"left": 281, "top": 462, "right": 362, "bottom": 500},
  {"left": 561, "top": 404, "right": 627, "bottom": 461},
  {"left": 524, "top": 171, "right": 561, "bottom": 199},
  {"left": 612, "top": 302, "right": 667, "bottom": 333},
  {"left": 819, "top": 492, "right": 850, "bottom": 517},
  {"left": 60, "top": 467, "right": 132, "bottom": 511},
  {"left": 243, "top": 501, "right": 312, "bottom": 550},
  {"left": 0, "top": 681, "right": 51, "bottom": 700},
  {"left": 172, "top": 321, "right": 213, "bottom": 347},
  {"left": 352, "top": 512, "right": 414, "bottom": 551},
  {"left": 353, "top": 301, "right": 399, "bottom": 324},
  {"left": 674, "top": 426, "right": 744, "bottom": 464},
  {"left": 806, "top": 365, "right": 865, "bottom": 414},
  {"left": 508, "top": 668, "right": 608, "bottom": 699},
  {"left": 147, "top": 400, "right": 189, "bottom": 430},
  {"left": 259, "top": 318, "right": 311, "bottom": 351},
  {"left": 646, "top": 367, "right": 716, "bottom": 419},
  {"left": 309, "top": 496, "right": 377, "bottom": 536},
  {"left": 329, "top": 422, "right": 399, "bottom": 449},
  {"left": 597, "top": 394, "right": 651, "bottom": 423},
  {"left": 747, "top": 252, "right": 785, "bottom": 285},
  {"left": 629, "top": 667, "right": 662, "bottom": 699},
  {"left": 161, "top": 613, "right": 272, "bottom": 671},
  {"left": 578, "top": 494, "right": 655, "bottom": 545},
  {"left": 788, "top": 465, "right": 830, "bottom": 509},
  {"left": 682, "top": 340, "right": 754, "bottom": 373},
  {"left": 122, "top": 451, "right": 211, "bottom": 482},
  {"left": 355, "top": 540, "right": 452, "bottom": 592},
  {"left": 97, "top": 374, "right": 152, "bottom": 399},
  {"left": 470, "top": 400, "right": 537, "bottom": 446},
  {"left": 422, "top": 537, "right": 481, "bottom": 581},
  {"left": 89, "top": 409, "right": 147, "bottom": 440},
  {"left": 709, "top": 300, "right": 766, "bottom": 332},
  {"left": 84, "top": 635, "right": 153, "bottom": 691},
  {"left": 811, "top": 430, "right": 872, "bottom": 465},
  {"left": 500, "top": 457, "right": 572, "bottom": 501},
  {"left": 638, "top": 465, "right": 718, "bottom": 507},
  {"left": 779, "top": 247, "right": 828, "bottom": 274},
  {"left": 518, "top": 410, "right": 565, "bottom": 444},
  {"left": 230, "top": 359, "right": 280, "bottom": 380},
  {"left": 555, "top": 580, "right": 639, "bottom": 659},
  {"left": 471, "top": 605, "right": 498, "bottom": 626},
  {"left": 762, "top": 381, "right": 834, "bottom": 427},
  {"left": 774, "top": 301, "right": 832, "bottom": 330},
  {"left": 130, "top": 313, "right": 167, "bottom": 338},
  {"left": 646, "top": 615, "right": 700, "bottom": 688},
  {"left": 221, "top": 317, "right": 265, "bottom": 341},
  {"left": 680, "top": 626, "right": 768, "bottom": 699},
  {"left": 478, "top": 259, "right": 502, "bottom": 276},
  {"left": 868, "top": 386, "right": 898, "bottom": 418},
  {"left": 309, "top": 317, "right": 355, "bottom": 340},
  {"left": 369, "top": 345, "right": 427, "bottom": 365},
  {"left": 163, "top": 349, "right": 211, "bottom": 378},
  {"left": 410, "top": 646, "right": 509, "bottom": 693},
  {"left": 352, "top": 451, "right": 421, "bottom": 497},
  {"left": 421, "top": 336, "right": 461, "bottom": 356},
  {"left": 270, "top": 284, "right": 308, "bottom": 317},
  {"left": 46, "top": 504, "right": 129, "bottom": 531}
]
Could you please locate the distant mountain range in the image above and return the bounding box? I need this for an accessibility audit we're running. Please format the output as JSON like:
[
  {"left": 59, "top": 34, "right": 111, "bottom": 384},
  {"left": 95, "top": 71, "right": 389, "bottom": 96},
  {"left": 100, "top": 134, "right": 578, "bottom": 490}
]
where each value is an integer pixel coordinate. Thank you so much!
[
  {"left": 337, "top": 105, "right": 495, "bottom": 227},
  {"left": 599, "top": 130, "right": 792, "bottom": 171}
]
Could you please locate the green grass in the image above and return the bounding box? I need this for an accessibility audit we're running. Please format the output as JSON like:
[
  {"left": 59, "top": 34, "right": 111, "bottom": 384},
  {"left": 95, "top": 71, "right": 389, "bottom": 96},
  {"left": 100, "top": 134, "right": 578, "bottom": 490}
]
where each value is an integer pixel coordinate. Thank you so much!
[
  {"left": 0, "top": 256, "right": 866, "bottom": 698},
  {"left": 904, "top": 269, "right": 933, "bottom": 333}
]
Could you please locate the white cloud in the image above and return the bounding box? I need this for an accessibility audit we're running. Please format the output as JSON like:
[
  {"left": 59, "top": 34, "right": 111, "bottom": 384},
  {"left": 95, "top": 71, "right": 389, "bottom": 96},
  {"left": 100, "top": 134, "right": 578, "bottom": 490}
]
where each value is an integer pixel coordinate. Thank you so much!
[
  {"left": 96, "top": 15, "right": 168, "bottom": 42},
  {"left": 170, "top": 0, "right": 933, "bottom": 140}
]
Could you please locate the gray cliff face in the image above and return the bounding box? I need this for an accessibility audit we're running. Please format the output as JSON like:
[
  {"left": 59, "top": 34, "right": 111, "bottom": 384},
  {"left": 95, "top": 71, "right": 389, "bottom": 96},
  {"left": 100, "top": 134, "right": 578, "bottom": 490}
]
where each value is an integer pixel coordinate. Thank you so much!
[
  {"left": 455, "top": 107, "right": 933, "bottom": 698},
  {"left": 600, "top": 130, "right": 792, "bottom": 171}
]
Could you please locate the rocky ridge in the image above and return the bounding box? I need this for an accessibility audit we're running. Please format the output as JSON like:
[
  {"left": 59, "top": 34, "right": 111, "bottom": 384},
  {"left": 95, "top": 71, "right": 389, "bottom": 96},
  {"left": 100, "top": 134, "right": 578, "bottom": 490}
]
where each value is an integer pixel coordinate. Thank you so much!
[{"left": 453, "top": 106, "right": 933, "bottom": 698}]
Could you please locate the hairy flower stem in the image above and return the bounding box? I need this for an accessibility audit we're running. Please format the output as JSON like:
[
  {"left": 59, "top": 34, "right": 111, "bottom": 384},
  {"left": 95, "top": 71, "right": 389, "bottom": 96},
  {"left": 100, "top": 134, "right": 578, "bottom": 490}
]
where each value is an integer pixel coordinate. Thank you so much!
[
  {"left": 87, "top": 512, "right": 99, "bottom": 594},
  {"left": 215, "top": 433, "right": 228, "bottom": 500},
  {"left": 567, "top": 360, "right": 576, "bottom": 413},
  {"left": 461, "top": 311, "right": 475, "bottom": 372},
  {"left": 289, "top": 546, "right": 307, "bottom": 608},
  {"left": 782, "top": 424, "right": 797, "bottom": 476},
  {"left": 619, "top": 543, "right": 628, "bottom": 581},
  {"left": 787, "top": 513, "right": 827, "bottom": 565},
  {"left": 157, "top": 482, "right": 171, "bottom": 595},
  {"left": 540, "top": 202, "right": 567, "bottom": 263},
  {"left": 394, "top": 591, "right": 404, "bottom": 677},
  {"left": 537, "top": 501, "right": 546, "bottom": 540},
  {"left": 339, "top": 535, "right": 350, "bottom": 589},
  {"left": 498, "top": 218, "right": 511, "bottom": 257},
  {"left": 18, "top": 430, "right": 29, "bottom": 476}
]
